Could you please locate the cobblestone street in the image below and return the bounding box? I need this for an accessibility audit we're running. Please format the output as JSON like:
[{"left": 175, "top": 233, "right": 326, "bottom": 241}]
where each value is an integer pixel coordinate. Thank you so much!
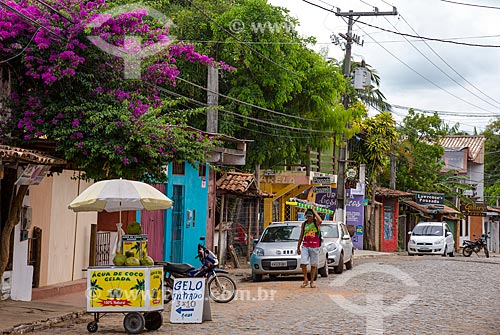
[{"left": 36, "top": 255, "right": 500, "bottom": 335}]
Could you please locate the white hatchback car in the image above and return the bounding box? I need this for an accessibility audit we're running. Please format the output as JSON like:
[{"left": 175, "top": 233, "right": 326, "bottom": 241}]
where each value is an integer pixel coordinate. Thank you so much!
[
  {"left": 407, "top": 222, "right": 455, "bottom": 257},
  {"left": 250, "top": 221, "right": 328, "bottom": 282}
]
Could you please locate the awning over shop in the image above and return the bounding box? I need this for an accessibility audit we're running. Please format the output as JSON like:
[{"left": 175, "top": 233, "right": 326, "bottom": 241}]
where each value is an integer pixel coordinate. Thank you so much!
[
  {"left": 401, "top": 199, "right": 460, "bottom": 215},
  {"left": 0, "top": 144, "right": 66, "bottom": 165}
]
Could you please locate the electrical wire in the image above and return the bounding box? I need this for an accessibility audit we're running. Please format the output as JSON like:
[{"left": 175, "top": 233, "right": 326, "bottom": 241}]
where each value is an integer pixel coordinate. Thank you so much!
[
  {"left": 391, "top": 104, "right": 499, "bottom": 117},
  {"left": 31, "top": 0, "right": 75, "bottom": 24},
  {"left": 0, "top": 0, "right": 67, "bottom": 42},
  {"left": 301, "top": 0, "right": 500, "bottom": 48},
  {"left": 360, "top": 27, "right": 494, "bottom": 113},
  {"left": 439, "top": 0, "right": 500, "bottom": 10},
  {"left": 175, "top": 76, "right": 319, "bottom": 122},
  {"left": 0, "top": 27, "right": 41, "bottom": 64},
  {"left": 184, "top": 0, "right": 304, "bottom": 78},
  {"left": 398, "top": 14, "right": 500, "bottom": 109},
  {"left": 384, "top": 16, "right": 500, "bottom": 111},
  {"left": 152, "top": 83, "right": 329, "bottom": 138},
  {"left": 151, "top": 81, "right": 337, "bottom": 134}
]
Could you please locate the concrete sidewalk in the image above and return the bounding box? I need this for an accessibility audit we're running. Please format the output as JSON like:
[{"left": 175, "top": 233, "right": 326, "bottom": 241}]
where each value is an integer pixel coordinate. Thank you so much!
[
  {"left": 0, "top": 250, "right": 399, "bottom": 334},
  {"left": 0, "top": 294, "right": 86, "bottom": 334}
]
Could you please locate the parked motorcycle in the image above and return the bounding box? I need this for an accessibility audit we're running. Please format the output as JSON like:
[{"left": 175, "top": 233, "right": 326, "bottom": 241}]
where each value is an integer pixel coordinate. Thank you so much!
[
  {"left": 462, "top": 233, "right": 490, "bottom": 258},
  {"left": 157, "top": 242, "right": 237, "bottom": 304}
]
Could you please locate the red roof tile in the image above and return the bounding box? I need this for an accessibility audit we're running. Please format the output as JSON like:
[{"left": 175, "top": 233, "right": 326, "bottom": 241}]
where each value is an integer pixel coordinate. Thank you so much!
[{"left": 216, "top": 172, "right": 273, "bottom": 197}]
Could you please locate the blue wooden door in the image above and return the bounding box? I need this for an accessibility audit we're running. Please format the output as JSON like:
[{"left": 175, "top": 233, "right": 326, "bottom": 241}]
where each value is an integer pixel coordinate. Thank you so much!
[{"left": 171, "top": 185, "right": 184, "bottom": 262}]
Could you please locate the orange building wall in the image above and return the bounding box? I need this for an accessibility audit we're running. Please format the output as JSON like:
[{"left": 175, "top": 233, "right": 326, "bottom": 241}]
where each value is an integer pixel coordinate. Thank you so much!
[{"left": 469, "top": 216, "right": 483, "bottom": 241}]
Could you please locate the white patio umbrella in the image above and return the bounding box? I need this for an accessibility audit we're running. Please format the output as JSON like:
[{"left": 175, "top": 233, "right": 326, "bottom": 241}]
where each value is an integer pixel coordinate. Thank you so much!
[{"left": 68, "top": 178, "right": 173, "bottom": 222}]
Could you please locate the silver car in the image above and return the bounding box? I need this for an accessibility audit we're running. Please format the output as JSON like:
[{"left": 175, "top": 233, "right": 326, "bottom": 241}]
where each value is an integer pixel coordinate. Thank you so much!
[
  {"left": 250, "top": 221, "right": 328, "bottom": 282},
  {"left": 320, "top": 221, "right": 354, "bottom": 274}
]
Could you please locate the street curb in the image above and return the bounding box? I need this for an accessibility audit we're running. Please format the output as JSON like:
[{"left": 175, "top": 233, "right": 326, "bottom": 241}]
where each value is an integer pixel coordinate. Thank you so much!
[{"left": 1, "top": 310, "right": 86, "bottom": 335}]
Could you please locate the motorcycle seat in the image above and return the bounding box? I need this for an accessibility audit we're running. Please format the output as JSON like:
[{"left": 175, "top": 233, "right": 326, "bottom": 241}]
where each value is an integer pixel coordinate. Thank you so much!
[{"left": 162, "top": 262, "right": 195, "bottom": 273}]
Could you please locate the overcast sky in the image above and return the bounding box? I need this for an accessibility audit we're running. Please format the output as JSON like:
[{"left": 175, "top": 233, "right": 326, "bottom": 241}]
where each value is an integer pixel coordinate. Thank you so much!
[{"left": 268, "top": 0, "right": 500, "bottom": 133}]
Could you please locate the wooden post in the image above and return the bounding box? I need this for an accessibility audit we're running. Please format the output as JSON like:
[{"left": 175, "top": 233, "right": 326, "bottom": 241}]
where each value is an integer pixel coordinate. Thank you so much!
[
  {"left": 217, "top": 195, "right": 225, "bottom": 264},
  {"left": 89, "top": 224, "right": 97, "bottom": 267},
  {"left": 247, "top": 202, "right": 253, "bottom": 262},
  {"left": 306, "top": 145, "right": 311, "bottom": 176}
]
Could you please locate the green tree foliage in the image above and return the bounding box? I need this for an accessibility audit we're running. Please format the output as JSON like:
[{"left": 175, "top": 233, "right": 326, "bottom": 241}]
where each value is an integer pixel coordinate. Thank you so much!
[
  {"left": 394, "top": 110, "right": 447, "bottom": 192},
  {"left": 154, "top": 0, "right": 361, "bottom": 169},
  {"left": 391, "top": 110, "right": 473, "bottom": 208},
  {"left": 351, "top": 112, "right": 398, "bottom": 250},
  {"left": 483, "top": 119, "right": 500, "bottom": 205}
]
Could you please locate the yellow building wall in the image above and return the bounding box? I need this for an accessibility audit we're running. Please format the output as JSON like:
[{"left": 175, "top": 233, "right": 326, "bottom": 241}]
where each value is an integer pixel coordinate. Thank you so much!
[{"left": 30, "top": 171, "right": 96, "bottom": 286}]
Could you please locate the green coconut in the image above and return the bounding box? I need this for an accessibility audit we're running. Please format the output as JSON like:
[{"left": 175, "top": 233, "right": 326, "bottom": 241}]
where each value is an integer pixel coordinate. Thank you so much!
[
  {"left": 140, "top": 255, "right": 155, "bottom": 266},
  {"left": 113, "top": 253, "right": 127, "bottom": 266},
  {"left": 125, "top": 257, "right": 141, "bottom": 266},
  {"left": 125, "top": 250, "right": 135, "bottom": 258},
  {"left": 126, "top": 222, "right": 142, "bottom": 235}
]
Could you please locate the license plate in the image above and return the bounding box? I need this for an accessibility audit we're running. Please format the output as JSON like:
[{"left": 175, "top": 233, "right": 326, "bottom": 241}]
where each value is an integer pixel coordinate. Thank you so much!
[{"left": 270, "top": 261, "right": 287, "bottom": 267}]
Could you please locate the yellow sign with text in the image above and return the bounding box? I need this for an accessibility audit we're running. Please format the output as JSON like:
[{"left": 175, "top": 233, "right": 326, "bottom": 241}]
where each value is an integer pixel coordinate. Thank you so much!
[
  {"left": 149, "top": 268, "right": 163, "bottom": 307},
  {"left": 88, "top": 268, "right": 146, "bottom": 309}
]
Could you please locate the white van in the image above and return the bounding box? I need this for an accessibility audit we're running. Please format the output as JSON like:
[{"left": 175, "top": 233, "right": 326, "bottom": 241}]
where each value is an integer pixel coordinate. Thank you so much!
[{"left": 407, "top": 222, "right": 455, "bottom": 257}]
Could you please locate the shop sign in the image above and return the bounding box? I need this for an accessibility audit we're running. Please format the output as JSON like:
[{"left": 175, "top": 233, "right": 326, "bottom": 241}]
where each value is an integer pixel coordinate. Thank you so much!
[
  {"left": 313, "top": 186, "right": 331, "bottom": 194},
  {"left": 170, "top": 278, "right": 211, "bottom": 323},
  {"left": 88, "top": 268, "right": 146, "bottom": 310},
  {"left": 312, "top": 176, "right": 332, "bottom": 184},
  {"left": 415, "top": 192, "right": 444, "bottom": 209},
  {"left": 460, "top": 203, "right": 487, "bottom": 217}
]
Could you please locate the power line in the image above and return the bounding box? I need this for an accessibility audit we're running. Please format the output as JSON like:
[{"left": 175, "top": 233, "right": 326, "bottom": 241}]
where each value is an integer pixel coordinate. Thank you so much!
[
  {"left": 302, "top": 0, "right": 500, "bottom": 48},
  {"left": 31, "top": 0, "right": 75, "bottom": 24},
  {"left": 391, "top": 104, "right": 499, "bottom": 117},
  {"left": 175, "top": 76, "right": 319, "bottom": 122},
  {"left": 398, "top": 14, "right": 500, "bottom": 110},
  {"left": 439, "top": 0, "right": 500, "bottom": 10},
  {"left": 0, "top": 27, "right": 41, "bottom": 64},
  {"left": 0, "top": 0, "right": 67, "bottom": 42},
  {"left": 183, "top": 34, "right": 500, "bottom": 45},
  {"left": 152, "top": 84, "right": 324, "bottom": 138},
  {"left": 151, "top": 81, "right": 336, "bottom": 134},
  {"left": 385, "top": 16, "right": 500, "bottom": 111},
  {"left": 184, "top": 0, "right": 304, "bottom": 78},
  {"left": 360, "top": 28, "right": 494, "bottom": 113}
]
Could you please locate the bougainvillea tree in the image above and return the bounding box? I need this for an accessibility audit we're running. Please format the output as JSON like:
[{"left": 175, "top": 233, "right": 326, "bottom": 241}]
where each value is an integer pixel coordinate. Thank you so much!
[
  {"left": 0, "top": 0, "right": 234, "bottom": 181},
  {"left": 0, "top": 0, "right": 233, "bottom": 284}
]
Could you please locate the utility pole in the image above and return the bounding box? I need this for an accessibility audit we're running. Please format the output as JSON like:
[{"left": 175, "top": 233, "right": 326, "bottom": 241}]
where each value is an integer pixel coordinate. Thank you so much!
[
  {"left": 207, "top": 66, "right": 219, "bottom": 133},
  {"left": 335, "top": 7, "right": 397, "bottom": 223}
]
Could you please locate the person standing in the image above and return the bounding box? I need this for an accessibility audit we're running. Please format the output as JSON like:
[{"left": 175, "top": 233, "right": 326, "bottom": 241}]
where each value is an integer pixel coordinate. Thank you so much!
[{"left": 297, "top": 208, "right": 322, "bottom": 288}]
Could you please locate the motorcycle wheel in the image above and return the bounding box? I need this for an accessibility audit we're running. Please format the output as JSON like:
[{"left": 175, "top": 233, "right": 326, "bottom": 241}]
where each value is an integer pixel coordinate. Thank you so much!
[
  {"left": 462, "top": 246, "right": 473, "bottom": 257},
  {"left": 163, "top": 277, "right": 174, "bottom": 304},
  {"left": 208, "top": 274, "right": 237, "bottom": 303},
  {"left": 484, "top": 247, "right": 490, "bottom": 258}
]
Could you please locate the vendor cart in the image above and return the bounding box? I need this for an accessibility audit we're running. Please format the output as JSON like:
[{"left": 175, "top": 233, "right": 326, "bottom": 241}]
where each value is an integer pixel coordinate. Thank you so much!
[{"left": 86, "top": 265, "right": 164, "bottom": 334}]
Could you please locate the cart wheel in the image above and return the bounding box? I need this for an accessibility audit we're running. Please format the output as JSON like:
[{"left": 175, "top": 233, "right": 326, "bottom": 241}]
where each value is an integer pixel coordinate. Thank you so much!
[
  {"left": 123, "top": 312, "right": 145, "bottom": 334},
  {"left": 144, "top": 311, "right": 163, "bottom": 331},
  {"left": 87, "top": 321, "right": 98, "bottom": 333}
]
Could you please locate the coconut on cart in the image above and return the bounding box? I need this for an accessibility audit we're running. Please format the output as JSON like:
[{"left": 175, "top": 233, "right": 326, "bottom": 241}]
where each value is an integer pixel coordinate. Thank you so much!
[{"left": 68, "top": 179, "right": 173, "bottom": 334}]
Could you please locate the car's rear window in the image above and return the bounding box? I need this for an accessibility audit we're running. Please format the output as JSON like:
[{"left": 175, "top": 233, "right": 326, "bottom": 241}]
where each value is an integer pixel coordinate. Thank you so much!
[
  {"left": 320, "top": 225, "right": 339, "bottom": 238},
  {"left": 261, "top": 226, "right": 301, "bottom": 242},
  {"left": 412, "top": 225, "right": 443, "bottom": 236}
]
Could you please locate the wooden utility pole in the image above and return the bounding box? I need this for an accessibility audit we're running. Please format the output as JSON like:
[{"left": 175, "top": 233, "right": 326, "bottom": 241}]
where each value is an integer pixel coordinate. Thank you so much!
[
  {"left": 335, "top": 7, "right": 397, "bottom": 224},
  {"left": 389, "top": 155, "right": 396, "bottom": 189}
]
